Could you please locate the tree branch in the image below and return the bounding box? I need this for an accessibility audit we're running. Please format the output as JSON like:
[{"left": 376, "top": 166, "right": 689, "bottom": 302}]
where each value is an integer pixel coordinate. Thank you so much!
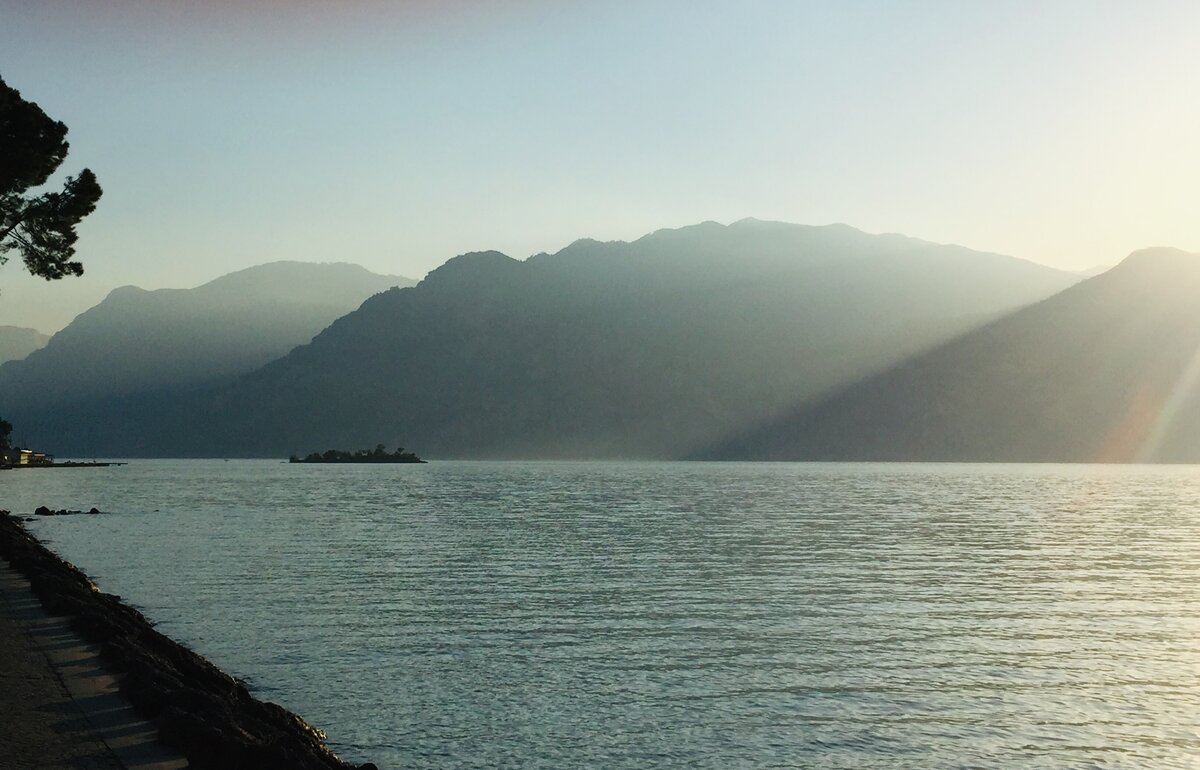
[{"left": 0, "top": 207, "right": 28, "bottom": 243}]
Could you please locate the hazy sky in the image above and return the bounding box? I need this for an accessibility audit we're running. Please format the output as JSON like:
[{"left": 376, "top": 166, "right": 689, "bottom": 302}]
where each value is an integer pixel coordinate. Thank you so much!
[{"left": 2, "top": 0, "right": 1198, "bottom": 331}]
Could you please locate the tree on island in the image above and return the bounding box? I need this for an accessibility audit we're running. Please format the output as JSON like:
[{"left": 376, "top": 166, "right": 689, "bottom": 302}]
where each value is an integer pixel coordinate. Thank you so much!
[
  {"left": 0, "top": 417, "right": 11, "bottom": 452},
  {"left": 289, "top": 444, "right": 425, "bottom": 463},
  {"left": 1, "top": 75, "right": 103, "bottom": 280}
]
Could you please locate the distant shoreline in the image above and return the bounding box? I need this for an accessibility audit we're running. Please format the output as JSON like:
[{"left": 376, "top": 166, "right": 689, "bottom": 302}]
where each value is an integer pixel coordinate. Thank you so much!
[{"left": 0, "top": 461, "right": 127, "bottom": 470}]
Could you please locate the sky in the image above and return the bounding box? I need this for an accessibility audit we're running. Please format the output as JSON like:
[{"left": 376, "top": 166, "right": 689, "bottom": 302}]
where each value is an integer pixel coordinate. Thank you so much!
[{"left": 2, "top": 0, "right": 1199, "bottom": 331}]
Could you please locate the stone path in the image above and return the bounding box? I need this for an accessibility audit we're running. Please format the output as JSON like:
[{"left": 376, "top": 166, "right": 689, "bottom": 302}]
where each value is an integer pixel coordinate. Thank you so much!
[{"left": 0, "top": 560, "right": 187, "bottom": 770}]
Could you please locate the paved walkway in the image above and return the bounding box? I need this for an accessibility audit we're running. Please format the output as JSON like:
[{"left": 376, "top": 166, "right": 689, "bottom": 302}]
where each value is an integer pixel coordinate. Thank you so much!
[{"left": 0, "top": 559, "right": 187, "bottom": 770}]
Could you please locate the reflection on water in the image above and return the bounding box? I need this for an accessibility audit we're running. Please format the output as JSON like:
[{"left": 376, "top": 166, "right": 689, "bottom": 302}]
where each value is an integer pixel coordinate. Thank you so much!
[{"left": 8, "top": 460, "right": 1200, "bottom": 769}]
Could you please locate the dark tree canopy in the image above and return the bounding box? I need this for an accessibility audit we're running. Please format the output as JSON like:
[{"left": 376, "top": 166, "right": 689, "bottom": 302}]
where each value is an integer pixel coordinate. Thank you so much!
[{"left": 0, "top": 75, "right": 102, "bottom": 280}]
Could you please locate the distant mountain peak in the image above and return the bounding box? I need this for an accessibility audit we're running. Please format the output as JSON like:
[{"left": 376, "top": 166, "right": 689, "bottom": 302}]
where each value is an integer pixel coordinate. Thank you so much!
[
  {"left": 639, "top": 220, "right": 728, "bottom": 241},
  {"left": 204, "top": 260, "right": 397, "bottom": 281},
  {"left": 1117, "top": 246, "right": 1200, "bottom": 269},
  {"left": 701, "top": 241, "right": 1200, "bottom": 462},
  {"left": 423, "top": 250, "right": 518, "bottom": 280},
  {"left": 1088, "top": 247, "right": 1200, "bottom": 286},
  {"left": 0, "top": 325, "right": 50, "bottom": 365},
  {"left": 106, "top": 284, "right": 149, "bottom": 298},
  {"left": 0, "top": 261, "right": 414, "bottom": 414}
]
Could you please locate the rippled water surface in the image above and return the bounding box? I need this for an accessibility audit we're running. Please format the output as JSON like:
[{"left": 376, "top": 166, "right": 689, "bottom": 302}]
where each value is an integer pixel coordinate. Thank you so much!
[{"left": 5, "top": 460, "right": 1200, "bottom": 768}]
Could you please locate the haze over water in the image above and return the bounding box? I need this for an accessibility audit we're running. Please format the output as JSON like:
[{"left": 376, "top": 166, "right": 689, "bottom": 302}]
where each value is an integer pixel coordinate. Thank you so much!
[{"left": 8, "top": 460, "right": 1200, "bottom": 769}]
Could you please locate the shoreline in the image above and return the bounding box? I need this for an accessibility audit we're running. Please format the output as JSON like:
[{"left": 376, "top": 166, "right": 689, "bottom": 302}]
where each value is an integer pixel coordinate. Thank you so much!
[
  {"left": 0, "top": 559, "right": 186, "bottom": 769},
  {"left": 0, "top": 511, "right": 378, "bottom": 770}
]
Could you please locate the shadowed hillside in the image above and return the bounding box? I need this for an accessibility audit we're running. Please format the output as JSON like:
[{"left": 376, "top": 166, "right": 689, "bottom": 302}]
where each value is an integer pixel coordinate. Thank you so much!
[
  {"left": 0, "top": 262, "right": 410, "bottom": 426},
  {"left": 700, "top": 248, "right": 1200, "bottom": 462},
  {"left": 0, "top": 325, "right": 49, "bottom": 364},
  {"left": 69, "top": 219, "right": 1080, "bottom": 459}
]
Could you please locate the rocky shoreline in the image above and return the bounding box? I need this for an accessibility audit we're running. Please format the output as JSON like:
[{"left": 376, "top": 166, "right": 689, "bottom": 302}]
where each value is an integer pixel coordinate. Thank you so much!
[{"left": 0, "top": 510, "right": 378, "bottom": 770}]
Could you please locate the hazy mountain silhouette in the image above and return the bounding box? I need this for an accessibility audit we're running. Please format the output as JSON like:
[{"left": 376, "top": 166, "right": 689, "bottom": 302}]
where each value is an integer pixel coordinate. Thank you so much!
[
  {"left": 701, "top": 247, "right": 1200, "bottom": 462},
  {"left": 0, "top": 261, "right": 410, "bottom": 424},
  {"left": 66, "top": 219, "right": 1079, "bottom": 459},
  {"left": 0, "top": 325, "right": 49, "bottom": 364}
]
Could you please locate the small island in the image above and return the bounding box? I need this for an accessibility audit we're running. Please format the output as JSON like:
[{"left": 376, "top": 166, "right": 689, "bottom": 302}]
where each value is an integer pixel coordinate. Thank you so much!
[{"left": 289, "top": 444, "right": 425, "bottom": 464}]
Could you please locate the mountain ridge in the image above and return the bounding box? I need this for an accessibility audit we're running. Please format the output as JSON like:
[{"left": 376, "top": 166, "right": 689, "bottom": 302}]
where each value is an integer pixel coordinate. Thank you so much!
[
  {"left": 0, "top": 261, "right": 412, "bottom": 419},
  {"left": 0, "top": 325, "right": 50, "bottom": 365},
  {"left": 87, "top": 219, "right": 1081, "bottom": 459},
  {"left": 698, "top": 246, "right": 1200, "bottom": 462}
]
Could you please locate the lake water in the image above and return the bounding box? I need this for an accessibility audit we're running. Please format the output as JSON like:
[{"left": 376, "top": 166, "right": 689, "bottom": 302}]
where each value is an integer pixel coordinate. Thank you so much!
[{"left": 4, "top": 460, "right": 1200, "bottom": 769}]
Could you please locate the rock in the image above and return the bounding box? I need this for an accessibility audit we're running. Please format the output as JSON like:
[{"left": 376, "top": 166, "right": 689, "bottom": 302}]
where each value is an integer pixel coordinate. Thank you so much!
[
  {"left": 88, "top": 507, "right": 101, "bottom": 514},
  {"left": 158, "top": 707, "right": 223, "bottom": 766},
  {"left": 34, "top": 506, "right": 51, "bottom": 516}
]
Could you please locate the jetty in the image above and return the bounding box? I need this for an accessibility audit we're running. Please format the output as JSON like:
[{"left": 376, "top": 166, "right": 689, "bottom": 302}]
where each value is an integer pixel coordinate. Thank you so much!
[
  {"left": 0, "top": 446, "right": 126, "bottom": 470},
  {"left": 1, "top": 461, "right": 127, "bottom": 470}
]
